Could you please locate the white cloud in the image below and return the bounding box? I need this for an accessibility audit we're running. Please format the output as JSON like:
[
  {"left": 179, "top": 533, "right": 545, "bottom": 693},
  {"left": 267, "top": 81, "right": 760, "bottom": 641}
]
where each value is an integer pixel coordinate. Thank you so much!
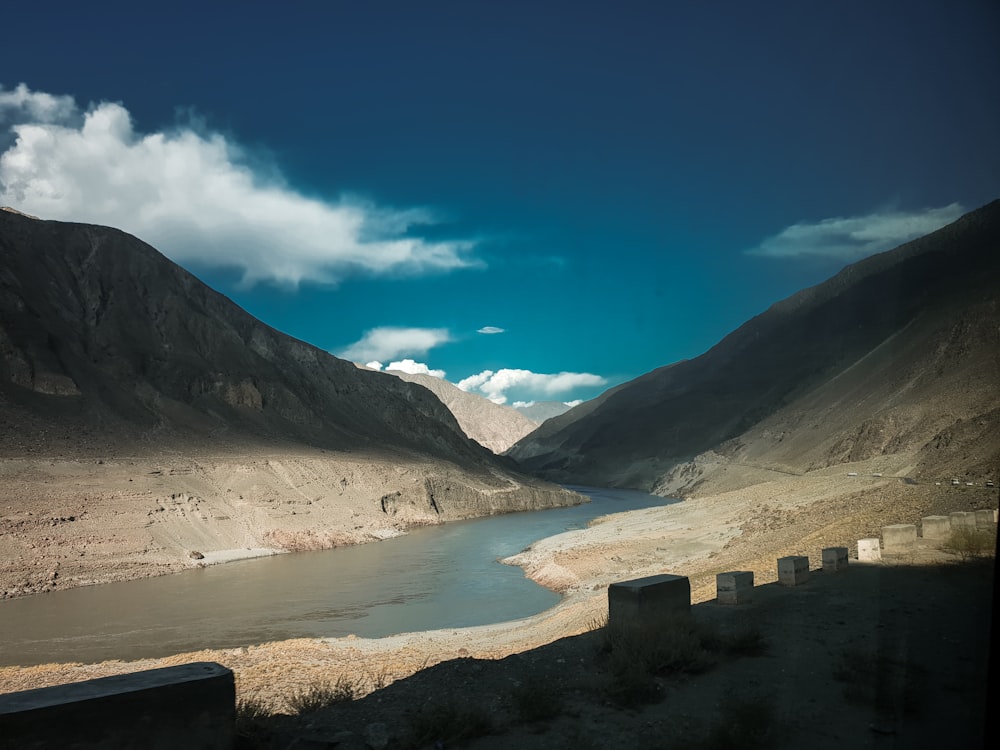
[
  {"left": 0, "top": 83, "right": 478, "bottom": 286},
  {"left": 477, "top": 326, "right": 505, "bottom": 335},
  {"left": 456, "top": 368, "right": 606, "bottom": 405},
  {"left": 338, "top": 327, "right": 451, "bottom": 363},
  {"left": 385, "top": 359, "right": 446, "bottom": 378},
  {"left": 364, "top": 361, "right": 384, "bottom": 371},
  {"left": 747, "top": 204, "right": 965, "bottom": 260},
  {"left": 512, "top": 400, "right": 535, "bottom": 408},
  {"left": 563, "top": 399, "right": 583, "bottom": 407}
]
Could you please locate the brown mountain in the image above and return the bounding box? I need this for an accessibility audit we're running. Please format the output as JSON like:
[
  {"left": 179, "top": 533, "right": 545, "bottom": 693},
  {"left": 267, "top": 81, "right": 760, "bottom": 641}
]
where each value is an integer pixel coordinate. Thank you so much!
[
  {"left": 0, "top": 209, "right": 578, "bottom": 596},
  {"left": 377, "top": 368, "right": 540, "bottom": 453},
  {"left": 508, "top": 200, "right": 1000, "bottom": 491}
]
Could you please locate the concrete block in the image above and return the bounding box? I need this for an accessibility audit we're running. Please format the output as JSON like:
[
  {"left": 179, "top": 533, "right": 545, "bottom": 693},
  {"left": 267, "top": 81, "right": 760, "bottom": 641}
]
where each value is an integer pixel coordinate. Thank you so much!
[
  {"left": 950, "top": 511, "right": 977, "bottom": 530},
  {"left": 0, "top": 661, "right": 235, "bottom": 750},
  {"left": 822, "top": 547, "right": 849, "bottom": 572},
  {"left": 974, "top": 509, "right": 996, "bottom": 529},
  {"left": 883, "top": 524, "right": 917, "bottom": 554},
  {"left": 858, "top": 538, "right": 882, "bottom": 562},
  {"left": 777, "top": 555, "right": 809, "bottom": 585},
  {"left": 920, "top": 515, "right": 951, "bottom": 540},
  {"left": 716, "top": 571, "right": 754, "bottom": 605},
  {"left": 608, "top": 574, "right": 690, "bottom": 628}
]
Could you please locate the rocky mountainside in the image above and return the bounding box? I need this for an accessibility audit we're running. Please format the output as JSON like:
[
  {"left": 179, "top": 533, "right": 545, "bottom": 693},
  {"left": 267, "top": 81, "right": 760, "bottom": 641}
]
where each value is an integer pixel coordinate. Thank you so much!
[
  {"left": 509, "top": 200, "right": 1000, "bottom": 492},
  {"left": 0, "top": 209, "right": 475, "bottom": 461},
  {"left": 512, "top": 400, "right": 574, "bottom": 423},
  {"left": 0, "top": 210, "right": 580, "bottom": 595},
  {"left": 377, "top": 368, "right": 539, "bottom": 453}
]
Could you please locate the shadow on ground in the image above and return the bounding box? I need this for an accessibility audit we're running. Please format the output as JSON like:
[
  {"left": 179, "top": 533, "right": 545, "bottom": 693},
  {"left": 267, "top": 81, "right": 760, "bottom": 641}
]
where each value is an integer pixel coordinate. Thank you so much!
[{"left": 239, "top": 557, "right": 995, "bottom": 750}]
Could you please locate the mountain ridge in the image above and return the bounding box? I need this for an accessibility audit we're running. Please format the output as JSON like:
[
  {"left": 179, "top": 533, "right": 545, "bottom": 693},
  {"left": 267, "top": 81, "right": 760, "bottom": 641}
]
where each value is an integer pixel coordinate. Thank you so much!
[
  {"left": 0, "top": 211, "right": 580, "bottom": 597},
  {"left": 508, "top": 199, "right": 1000, "bottom": 490}
]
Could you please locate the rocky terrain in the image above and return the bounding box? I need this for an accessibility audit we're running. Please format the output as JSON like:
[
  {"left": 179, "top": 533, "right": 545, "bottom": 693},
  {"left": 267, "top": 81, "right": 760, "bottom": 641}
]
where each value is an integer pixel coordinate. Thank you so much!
[
  {"left": 511, "top": 400, "right": 573, "bottom": 423},
  {"left": 0, "top": 210, "right": 580, "bottom": 596},
  {"left": 1, "top": 204, "right": 996, "bottom": 747},
  {"left": 509, "top": 200, "right": 1000, "bottom": 493},
  {"left": 376, "top": 368, "right": 539, "bottom": 453},
  {"left": 2, "top": 469, "right": 994, "bottom": 749}
]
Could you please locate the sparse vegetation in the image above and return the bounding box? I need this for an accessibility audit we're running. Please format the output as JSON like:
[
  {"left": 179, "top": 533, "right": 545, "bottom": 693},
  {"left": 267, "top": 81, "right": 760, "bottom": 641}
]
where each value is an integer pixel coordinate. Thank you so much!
[
  {"left": 833, "top": 647, "right": 927, "bottom": 716},
  {"left": 403, "top": 701, "right": 494, "bottom": 748},
  {"left": 510, "top": 676, "right": 565, "bottom": 722},
  {"left": 941, "top": 526, "right": 996, "bottom": 560},
  {"left": 284, "top": 674, "right": 359, "bottom": 714},
  {"left": 364, "top": 665, "right": 394, "bottom": 691},
  {"left": 665, "top": 693, "right": 777, "bottom": 750},
  {"left": 593, "top": 614, "right": 769, "bottom": 707},
  {"left": 235, "top": 695, "right": 277, "bottom": 749},
  {"left": 720, "top": 625, "right": 769, "bottom": 657},
  {"left": 599, "top": 615, "right": 717, "bottom": 706}
]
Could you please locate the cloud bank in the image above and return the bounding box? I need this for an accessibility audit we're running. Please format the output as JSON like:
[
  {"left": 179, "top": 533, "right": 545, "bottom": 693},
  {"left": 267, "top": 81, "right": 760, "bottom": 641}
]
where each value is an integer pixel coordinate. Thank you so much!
[
  {"left": 339, "top": 327, "right": 452, "bottom": 363},
  {"left": 0, "top": 83, "right": 477, "bottom": 286},
  {"left": 747, "top": 204, "right": 965, "bottom": 260},
  {"left": 457, "top": 368, "right": 606, "bottom": 405},
  {"left": 477, "top": 326, "right": 505, "bottom": 335},
  {"left": 383, "top": 359, "right": 446, "bottom": 378}
]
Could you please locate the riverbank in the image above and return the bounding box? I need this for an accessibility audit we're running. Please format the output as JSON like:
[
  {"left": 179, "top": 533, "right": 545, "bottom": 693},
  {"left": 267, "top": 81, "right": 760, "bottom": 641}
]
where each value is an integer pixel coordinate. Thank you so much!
[
  {"left": 0, "top": 448, "right": 581, "bottom": 599},
  {"left": 2, "top": 463, "right": 994, "bottom": 712}
]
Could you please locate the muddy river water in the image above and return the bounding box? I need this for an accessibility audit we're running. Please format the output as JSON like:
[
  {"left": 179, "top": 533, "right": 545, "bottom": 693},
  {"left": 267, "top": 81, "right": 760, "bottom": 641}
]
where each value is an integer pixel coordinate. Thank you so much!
[{"left": 0, "top": 486, "right": 674, "bottom": 666}]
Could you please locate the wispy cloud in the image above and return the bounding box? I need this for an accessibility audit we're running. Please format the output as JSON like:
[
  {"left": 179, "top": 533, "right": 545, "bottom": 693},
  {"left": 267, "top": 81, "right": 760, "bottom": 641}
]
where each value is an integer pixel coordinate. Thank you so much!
[
  {"left": 0, "top": 83, "right": 478, "bottom": 286},
  {"left": 456, "top": 368, "right": 606, "bottom": 405},
  {"left": 477, "top": 326, "right": 505, "bottom": 335},
  {"left": 747, "top": 204, "right": 964, "bottom": 260},
  {"left": 338, "top": 327, "right": 452, "bottom": 363}
]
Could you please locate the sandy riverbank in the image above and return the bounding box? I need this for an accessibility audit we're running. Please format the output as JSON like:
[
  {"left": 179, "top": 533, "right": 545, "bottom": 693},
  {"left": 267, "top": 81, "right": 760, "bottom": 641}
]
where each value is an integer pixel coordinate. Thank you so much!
[
  {"left": 1, "top": 464, "right": 995, "bottom": 708},
  {"left": 0, "top": 449, "right": 579, "bottom": 599}
]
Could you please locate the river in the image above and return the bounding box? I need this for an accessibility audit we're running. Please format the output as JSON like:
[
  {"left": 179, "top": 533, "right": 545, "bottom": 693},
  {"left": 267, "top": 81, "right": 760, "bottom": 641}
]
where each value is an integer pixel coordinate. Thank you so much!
[{"left": 0, "top": 486, "right": 675, "bottom": 666}]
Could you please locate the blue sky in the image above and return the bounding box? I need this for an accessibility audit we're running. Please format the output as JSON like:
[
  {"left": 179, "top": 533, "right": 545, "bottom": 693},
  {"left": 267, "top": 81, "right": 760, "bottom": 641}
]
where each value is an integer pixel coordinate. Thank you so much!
[{"left": 1, "top": 1, "right": 998, "bottom": 406}]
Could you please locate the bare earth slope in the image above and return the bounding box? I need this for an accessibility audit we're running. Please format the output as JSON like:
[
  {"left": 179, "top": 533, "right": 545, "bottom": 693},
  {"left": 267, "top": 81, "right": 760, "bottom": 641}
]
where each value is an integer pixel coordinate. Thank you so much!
[
  {"left": 379, "top": 369, "right": 539, "bottom": 453},
  {"left": 509, "top": 200, "right": 1000, "bottom": 491},
  {"left": 0, "top": 211, "right": 579, "bottom": 596}
]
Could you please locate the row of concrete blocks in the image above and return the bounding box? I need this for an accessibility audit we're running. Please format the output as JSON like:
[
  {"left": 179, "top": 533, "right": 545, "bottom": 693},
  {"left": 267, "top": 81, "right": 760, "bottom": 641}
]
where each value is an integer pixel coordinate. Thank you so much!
[
  {"left": 608, "top": 547, "right": 851, "bottom": 622},
  {"left": 863, "top": 509, "right": 998, "bottom": 558}
]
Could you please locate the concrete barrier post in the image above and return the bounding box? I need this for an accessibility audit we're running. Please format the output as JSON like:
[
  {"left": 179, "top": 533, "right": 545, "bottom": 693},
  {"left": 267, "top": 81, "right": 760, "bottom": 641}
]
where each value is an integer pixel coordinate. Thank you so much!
[
  {"left": 608, "top": 574, "right": 691, "bottom": 629},
  {"left": 777, "top": 555, "right": 809, "bottom": 585},
  {"left": 716, "top": 571, "right": 754, "bottom": 605},
  {"left": 822, "top": 547, "right": 849, "bottom": 572},
  {"left": 974, "top": 509, "right": 996, "bottom": 529},
  {"left": 882, "top": 524, "right": 917, "bottom": 554},
  {"left": 920, "top": 515, "right": 951, "bottom": 541},
  {"left": 858, "top": 538, "right": 882, "bottom": 562},
  {"left": 949, "top": 511, "right": 977, "bottom": 530},
  {"left": 0, "top": 662, "right": 235, "bottom": 750}
]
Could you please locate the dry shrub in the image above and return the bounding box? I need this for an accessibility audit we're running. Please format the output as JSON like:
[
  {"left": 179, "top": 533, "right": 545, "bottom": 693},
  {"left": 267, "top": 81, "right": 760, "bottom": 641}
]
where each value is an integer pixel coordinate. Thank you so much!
[
  {"left": 285, "top": 674, "right": 360, "bottom": 714},
  {"left": 941, "top": 526, "right": 996, "bottom": 560}
]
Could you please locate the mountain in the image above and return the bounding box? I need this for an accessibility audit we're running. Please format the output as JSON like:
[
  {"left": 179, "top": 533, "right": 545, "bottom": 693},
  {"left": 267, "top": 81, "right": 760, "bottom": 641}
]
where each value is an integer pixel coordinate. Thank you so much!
[
  {"left": 0, "top": 210, "right": 580, "bottom": 596},
  {"left": 508, "top": 200, "right": 1000, "bottom": 491},
  {"left": 376, "top": 368, "right": 539, "bottom": 453},
  {"left": 512, "top": 401, "right": 575, "bottom": 423}
]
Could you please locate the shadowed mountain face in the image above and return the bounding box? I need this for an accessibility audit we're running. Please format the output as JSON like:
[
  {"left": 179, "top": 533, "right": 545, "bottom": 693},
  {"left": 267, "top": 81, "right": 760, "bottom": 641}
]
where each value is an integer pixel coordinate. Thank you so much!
[
  {"left": 0, "top": 210, "right": 503, "bottom": 466},
  {"left": 509, "top": 200, "right": 1000, "bottom": 490}
]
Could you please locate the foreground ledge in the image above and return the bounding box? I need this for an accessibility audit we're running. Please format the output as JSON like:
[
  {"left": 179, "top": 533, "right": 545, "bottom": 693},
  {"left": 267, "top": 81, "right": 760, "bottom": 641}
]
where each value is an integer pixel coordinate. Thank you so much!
[{"left": 0, "top": 661, "right": 234, "bottom": 750}]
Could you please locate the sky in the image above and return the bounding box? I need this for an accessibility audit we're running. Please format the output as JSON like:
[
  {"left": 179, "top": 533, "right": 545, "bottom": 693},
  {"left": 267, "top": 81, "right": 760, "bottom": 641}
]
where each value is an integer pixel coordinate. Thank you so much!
[{"left": 1, "top": 1, "right": 998, "bottom": 406}]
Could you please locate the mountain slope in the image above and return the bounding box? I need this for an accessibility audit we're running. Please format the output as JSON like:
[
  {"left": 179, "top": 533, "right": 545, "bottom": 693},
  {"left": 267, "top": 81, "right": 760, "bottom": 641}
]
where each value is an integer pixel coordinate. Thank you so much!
[
  {"left": 0, "top": 210, "right": 475, "bottom": 459},
  {"left": 509, "top": 200, "right": 1000, "bottom": 490},
  {"left": 0, "top": 210, "right": 580, "bottom": 596},
  {"left": 377, "top": 368, "right": 539, "bottom": 453}
]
